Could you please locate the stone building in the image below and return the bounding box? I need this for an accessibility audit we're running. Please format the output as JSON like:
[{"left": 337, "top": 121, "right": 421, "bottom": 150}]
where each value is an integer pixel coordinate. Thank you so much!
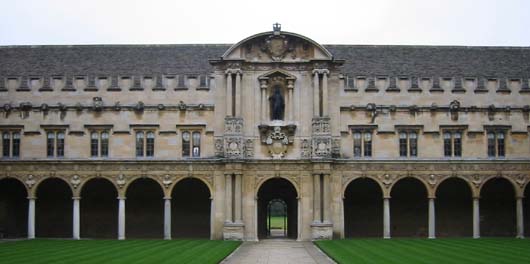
[{"left": 0, "top": 24, "right": 529, "bottom": 241}]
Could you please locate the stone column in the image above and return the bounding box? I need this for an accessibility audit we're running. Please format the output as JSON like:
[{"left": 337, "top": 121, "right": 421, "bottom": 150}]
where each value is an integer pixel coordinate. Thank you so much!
[
  {"left": 313, "top": 173, "right": 321, "bottom": 223},
  {"left": 323, "top": 173, "right": 331, "bottom": 223},
  {"left": 428, "top": 198, "right": 435, "bottom": 239},
  {"left": 27, "top": 197, "right": 36, "bottom": 239},
  {"left": 383, "top": 198, "right": 391, "bottom": 239},
  {"left": 164, "top": 197, "right": 171, "bottom": 240},
  {"left": 287, "top": 79, "right": 294, "bottom": 121},
  {"left": 225, "top": 174, "right": 233, "bottom": 223},
  {"left": 516, "top": 197, "right": 524, "bottom": 239},
  {"left": 226, "top": 71, "right": 233, "bottom": 116},
  {"left": 260, "top": 79, "right": 268, "bottom": 122},
  {"left": 235, "top": 71, "right": 242, "bottom": 117},
  {"left": 73, "top": 197, "right": 80, "bottom": 240},
  {"left": 312, "top": 70, "right": 320, "bottom": 117},
  {"left": 118, "top": 197, "right": 126, "bottom": 240},
  {"left": 473, "top": 197, "right": 480, "bottom": 239},
  {"left": 322, "top": 70, "right": 329, "bottom": 116},
  {"left": 234, "top": 173, "right": 242, "bottom": 223}
]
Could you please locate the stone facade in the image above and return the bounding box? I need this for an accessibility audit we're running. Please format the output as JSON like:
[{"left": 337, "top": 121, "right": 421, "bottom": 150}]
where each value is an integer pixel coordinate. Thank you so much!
[{"left": 0, "top": 25, "right": 530, "bottom": 241}]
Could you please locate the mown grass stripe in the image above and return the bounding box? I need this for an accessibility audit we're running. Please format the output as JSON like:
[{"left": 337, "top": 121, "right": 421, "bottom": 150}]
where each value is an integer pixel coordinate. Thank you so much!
[
  {"left": 0, "top": 239, "right": 241, "bottom": 264},
  {"left": 316, "top": 239, "right": 530, "bottom": 264}
]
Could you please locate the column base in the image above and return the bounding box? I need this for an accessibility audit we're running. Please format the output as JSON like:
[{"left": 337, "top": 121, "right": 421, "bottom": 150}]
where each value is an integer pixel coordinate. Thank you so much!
[
  {"left": 310, "top": 222, "right": 333, "bottom": 240},
  {"left": 223, "top": 222, "right": 245, "bottom": 241},
  {"left": 383, "top": 236, "right": 391, "bottom": 239}
]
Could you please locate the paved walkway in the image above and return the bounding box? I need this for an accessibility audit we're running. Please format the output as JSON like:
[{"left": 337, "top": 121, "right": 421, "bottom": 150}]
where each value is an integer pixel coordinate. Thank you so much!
[{"left": 221, "top": 239, "right": 335, "bottom": 264}]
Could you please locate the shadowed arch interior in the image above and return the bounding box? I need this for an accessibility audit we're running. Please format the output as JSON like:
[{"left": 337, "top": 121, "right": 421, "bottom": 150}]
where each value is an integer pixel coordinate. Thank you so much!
[
  {"left": 343, "top": 178, "right": 382, "bottom": 237},
  {"left": 80, "top": 178, "right": 118, "bottom": 238},
  {"left": 523, "top": 184, "right": 530, "bottom": 237},
  {"left": 0, "top": 178, "right": 27, "bottom": 238},
  {"left": 171, "top": 178, "right": 211, "bottom": 238},
  {"left": 435, "top": 178, "right": 472, "bottom": 237},
  {"left": 36, "top": 178, "right": 72, "bottom": 238},
  {"left": 390, "top": 178, "right": 428, "bottom": 237},
  {"left": 126, "top": 178, "right": 164, "bottom": 238},
  {"left": 481, "top": 178, "right": 516, "bottom": 236},
  {"left": 257, "top": 178, "right": 298, "bottom": 239}
]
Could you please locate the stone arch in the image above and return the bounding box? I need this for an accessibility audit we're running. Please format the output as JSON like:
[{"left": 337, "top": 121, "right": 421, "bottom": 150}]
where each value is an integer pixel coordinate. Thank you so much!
[
  {"left": 388, "top": 175, "right": 431, "bottom": 198},
  {"left": 435, "top": 177, "right": 473, "bottom": 237},
  {"left": 342, "top": 175, "right": 385, "bottom": 199},
  {"left": 78, "top": 176, "right": 119, "bottom": 198},
  {"left": 0, "top": 177, "right": 28, "bottom": 238},
  {"left": 0, "top": 176, "right": 29, "bottom": 197},
  {"left": 123, "top": 176, "right": 166, "bottom": 197},
  {"left": 168, "top": 176, "right": 213, "bottom": 199},
  {"left": 125, "top": 177, "right": 165, "bottom": 238},
  {"left": 479, "top": 176, "right": 519, "bottom": 198},
  {"left": 257, "top": 177, "right": 298, "bottom": 239},
  {"left": 32, "top": 176, "right": 74, "bottom": 198},
  {"left": 171, "top": 177, "right": 211, "bottom": 238},
  {"left": 80, "top": 177, "right": 118, "bottom": 238},
  {"left": 390, "top": 177, "right": 429, "bottom": 237},
  {"left": 35, "top": 177, "right": 73, "bottom": 238},
  {"left": 433, "top": 175, "right": 475, "bottom": 198},
  {"left": 255, "top": 176, "right": 300, "bottom": 199},
  {"left": 343, "top": 177, "right": 383, "bottom": 237},
  {"left": 480, "top": 177, "right": 516, "bottom": 236}
]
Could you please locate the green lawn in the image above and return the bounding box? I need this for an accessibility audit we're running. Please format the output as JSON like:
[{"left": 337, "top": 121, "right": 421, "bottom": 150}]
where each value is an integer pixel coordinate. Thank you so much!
[
  {"left": 267, "top": 216, "right": 287, "bottom": 229},
  {"left": 315, "top": 238, "right": 530, "bottom": 264},
  {"left": 0, "top": 239, "right": 241, "bottom": 264}
]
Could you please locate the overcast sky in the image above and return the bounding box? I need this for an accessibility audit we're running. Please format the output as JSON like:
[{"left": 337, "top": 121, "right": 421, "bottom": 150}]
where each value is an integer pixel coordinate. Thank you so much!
[{"left": 0, "top": 0, "right": 528, "bottom": 46}]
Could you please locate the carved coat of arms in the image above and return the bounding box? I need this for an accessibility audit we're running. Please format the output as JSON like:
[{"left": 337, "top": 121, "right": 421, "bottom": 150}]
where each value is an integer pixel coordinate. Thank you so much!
[{"left": 262, "top": 35, "right": 290, "bottom": 61}]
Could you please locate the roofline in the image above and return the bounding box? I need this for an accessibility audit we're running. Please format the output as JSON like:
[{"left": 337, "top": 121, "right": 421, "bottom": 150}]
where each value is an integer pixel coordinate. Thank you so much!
[{"left": 1, "top": 43, "right": 529, "bottom": 50}]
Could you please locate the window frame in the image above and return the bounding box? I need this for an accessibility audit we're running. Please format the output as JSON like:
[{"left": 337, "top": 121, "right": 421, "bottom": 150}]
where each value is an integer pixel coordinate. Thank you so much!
[
  {"left": 180, "top": 129, "right": 202, "bottom": 158},
  {"left": 352, "top": 129, "right": 373, "bottom": 158},
  {"left": 90, "top": 130, "right": 110, "bottom": 158},
  {"left": 398, "top": 130, "right": 419, "bottom": 158},
  {"left": 443, "top": 130, "right": 463, "bottom": 158},
  {"left": 135, "top": 130, "right": 155, "bottom": 158},
  {"left": 46, "top": 130, "right": 66, "bottom": 158},
  {"left": 1, "top": 130, "right": 21, "bottom": 158},
  {"left": 487, "top": 129, "right": 507, "bottom": 158}
]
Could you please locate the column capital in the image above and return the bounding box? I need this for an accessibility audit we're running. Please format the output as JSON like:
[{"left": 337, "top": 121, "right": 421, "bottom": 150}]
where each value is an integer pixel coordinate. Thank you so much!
[
  {"left": 260, "top": 79, "right": 269, "bottom": 89},
  {"left": 72, "top": 196, "right": 81, "bottom": 200},
  {"left": 117, "top": 196, "right": 126, "bottom": 200},
  {"left": 27, "top": 196, "right": 37, "bottom": 200},
  {"left": 163, "top": 196, "right": 172, "bottom": 200},
  {"left": 225, "top": 68, "right": 242, "bottom": 75},
  {"left": 312, "top": 69, "right": 329, "bottom": 75},
  {"left": 287, "top": 79, "right": 294, "bottom": 89}
]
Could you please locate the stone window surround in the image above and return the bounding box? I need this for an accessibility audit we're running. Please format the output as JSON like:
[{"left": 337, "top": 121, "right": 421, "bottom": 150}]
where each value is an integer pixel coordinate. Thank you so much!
[
  {"left": 1, "top": 126, "right": 23, "bottom": 159},
  {"left": 177, "top": 125, "right": 205, "bottom": 158},
  {"left": 350, "top": 126, "right": 375, "bottom": 158}
]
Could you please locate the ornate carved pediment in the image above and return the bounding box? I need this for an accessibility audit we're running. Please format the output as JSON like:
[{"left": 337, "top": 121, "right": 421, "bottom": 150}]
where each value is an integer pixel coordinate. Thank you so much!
[{"left": 218, "top": 25, "right": 333, "bottom": 63}]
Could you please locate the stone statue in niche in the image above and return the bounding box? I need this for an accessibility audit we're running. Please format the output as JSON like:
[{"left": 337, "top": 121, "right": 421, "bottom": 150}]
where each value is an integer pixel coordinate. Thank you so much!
[{"left": 269, "top": 86, "right": 284, "bottom": 120}]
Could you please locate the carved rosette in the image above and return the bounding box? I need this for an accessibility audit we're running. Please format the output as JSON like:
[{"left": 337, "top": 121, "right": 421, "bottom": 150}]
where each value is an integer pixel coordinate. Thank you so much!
[{"left": 225, "top": 137, "right": 243, "bottom": 159}]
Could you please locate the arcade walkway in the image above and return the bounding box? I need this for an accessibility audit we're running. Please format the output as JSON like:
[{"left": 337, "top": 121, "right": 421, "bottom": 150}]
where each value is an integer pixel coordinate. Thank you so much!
[{"left": 221, "top": 240, "right": 334, "bottom": 264}]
